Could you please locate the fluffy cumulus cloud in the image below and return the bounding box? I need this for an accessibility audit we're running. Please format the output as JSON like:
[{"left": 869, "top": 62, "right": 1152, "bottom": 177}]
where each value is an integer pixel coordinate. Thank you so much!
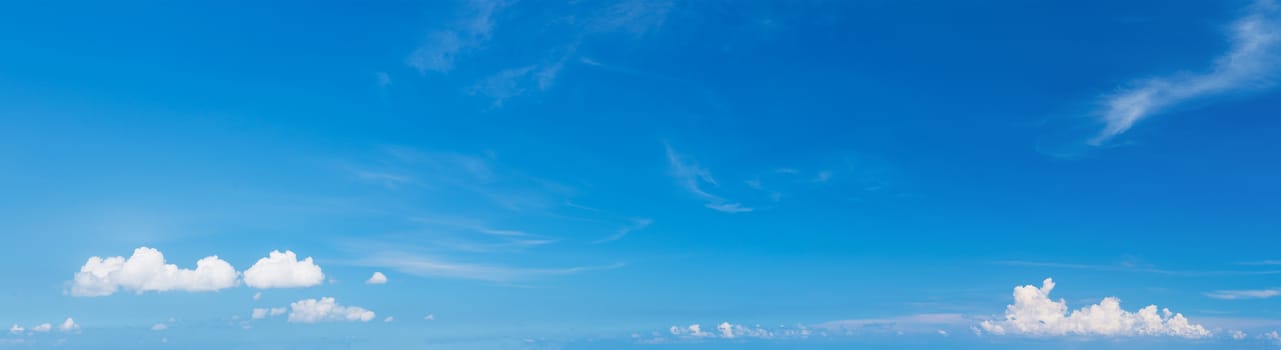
[
  {"left": 243, "top": 250, "right": 325, "bottom": 289},
  {"left": 287, "top": 297, "right": 375, "bottom": 323},
  {"left": 979, "top": 278, "right": 1210, "bottom": 338},
  {"left": 8, "top": 325, "right": 22, "bottom": 335},
  {"left": 365, "top": 272, "right": 387, "bottom": 285},
  {"left": 30, "top": 324, "right": 51, "bottom": 333},
  {"left": 70, "top": 247, "right": 239, "bottom": 297},
  {"left": 58, "top": 318, "right": 78, "bottom": 333}
]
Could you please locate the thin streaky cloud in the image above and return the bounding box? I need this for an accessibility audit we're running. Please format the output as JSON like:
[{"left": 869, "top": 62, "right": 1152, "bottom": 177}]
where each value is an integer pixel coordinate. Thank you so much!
[
  {"left": 998, "top": 260, "right": 1281, "bottom": 276},
  {"left": 406, "top": 0, "right": 509, "bottom": 74},
  {"left": 1091, "top": 0, "right": 1281, "bottom": 144},
  {"left": 410, "top": 216, "right": 537, "bottom": 238},
  {"left": 355, "top": 252, "right": 623, "bottom": 282},
  {"left": 593, "top": 218, "right": 654, "bottom": 244},
  {"left": 816, "top": 313, "right": 973, "bottom": 333},
  {"left": 1238, "top": 260, "right": 1281, "bottom": 265},
  {"left": 1205, "top": 288, "right": 1281, "bottom": 300},
  {"left": 705, "top": 202, "right": 753, "bottom": 213},
  {"left": 664, "top": 143, "right": 754, "bottom": 213},
  {"left": 354, "top": 170, "right": 415, "bottom": 189}
]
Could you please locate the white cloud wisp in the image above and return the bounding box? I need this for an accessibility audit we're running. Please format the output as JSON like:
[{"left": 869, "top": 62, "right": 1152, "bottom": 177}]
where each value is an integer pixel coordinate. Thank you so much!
[{"left": 1092, "top": 0, "right": 1281, "bottom": 144}]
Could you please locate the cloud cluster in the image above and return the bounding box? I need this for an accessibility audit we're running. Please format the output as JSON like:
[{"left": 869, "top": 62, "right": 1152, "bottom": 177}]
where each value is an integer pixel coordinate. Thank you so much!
[
  {"left": 8, "top": 318, "right": 77, "bottom": 336},
  {"left": 70, "top": 247, "right": 325, "bottom": 297},
  {"left": 1092, "top": 0, "right": 1281, "bottom": 144},
  {"left": 979, "top": 278, "right": 1211, "bottom": 338},
  {"left": 70, "top": 247, "right": 239, "bottom": 297},
  {"left": 251, "top": 307, "right": 287, "bottom": 320},
  {"left": 243, "top": 250, "right": 325, "bottom": 289},
  {"left": 666, "top": 322, "right": 814, "bottom": 340},
  {"left": 287, "top": 297, "right": 376, "bottom": 323}
]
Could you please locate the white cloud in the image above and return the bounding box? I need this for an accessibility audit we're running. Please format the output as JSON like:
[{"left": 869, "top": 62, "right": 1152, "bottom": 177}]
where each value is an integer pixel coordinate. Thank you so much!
[
  {"left": 358, "top": 251, "right": 622, "bottom": 282},
  {"left": 31, "top": 324, "right": 50, "bottom": 333},
  {"left": 365, "top": 272, "right": 388, "bottom": 285},
  {"left": 593, "top": 218, "right": 654, "bottom": 243},
  {"left": 817, "top": 313, "right": 972, "bottom": 334},
  {"left": 716, "top": 322, "right": 735, "bottom": 338},
  {"left": 70, "top": 247, "right": 239, "bottom": 297},
  {"left": 59, "top": 318, "right": 78, "bottom": 333},
  {"left": 406, "top": 0, "right": 508, "bottom": 73},
  {"left": 424, "top": 314, "right": 435, "bottom": 321},
  {"left": 251, "top": 307, "right": 286, "bottom": 320},
  {"left": 1205, "top": 288, "right": 1281, "bottom": 300},
  {"left": 243, "top": 250, "right": 324, "bottom": 289},
  {"left": 151, "top": 323, "right": 167, "bottom": 331},
  {"left": 1265, "top": 330, "right": 1281, "bottom": 341},
  {"left": 667, "top": 322, "right": 812, "bottom": 340},
  {"left": 384, "top": 316, "right": 394, "bottom": 323},
  {"left": 1091, "top": 0, "right": 1281, "bottom": 144},
  {"left": 287, "top": 297, "right": 375, "bottom": 323},
  {"left": 1231, "top": 330, "right": 1248, "bottom": 339},
  {"left": 664, "top": 144, "right": 753, "bottom": 213},
  {"left": 705, "top": 202, "right": 753, "bottom": 213},
  {"left": 253, "top": 292, "right": 262, "bottom": 301},
  {"left": 979, "top": 278, "right": 1210, "bottom": 338},
  {"left": 8, "top": 325, "right": 21, "bottom": 335}
]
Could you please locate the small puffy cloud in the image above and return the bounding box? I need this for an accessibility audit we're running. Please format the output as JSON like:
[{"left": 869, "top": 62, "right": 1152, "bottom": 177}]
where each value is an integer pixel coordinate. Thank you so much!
[
  {"left": 70, "top": 247, "right": 239, "bottom": 297},
  {"left": 1264, "top": 330, "right": 1280, "bottom": 341},
  {"left": 667, "top": 322, "right": 806, "bottom": 340},
  {"left": 8, "top": 324, "right": 22, "bottom": 335},
  {"left": 251, "top": 307, "right": 286, "bottom": 320},
  {"left": 151, "top": 323, "right": 167, "bottom": 331},
  {"left": 31, "top": 324, "right": 51, "bottom": 333},
  {"left": 424, "top": 314, "right": 435, "bottom": 321},
  {"left": 384, "top": 316, "right": 394, "bottom": 323},
  {"left": 243, "top": 250, "right": 325, "bottom": 289},
  {"left": 365, "top": 272, "right": 388, "bottom": 285},
  {"left": 979, "top": 278, "right": 1210, "bottom": 338},
  {"left": 1231, "top": 330, "right": 1247, "bottom": 340},
  {"left": 287, "top": 297, "right": 375, "bottom": 323},
  {"left": 59, "top": 318, "right": 78, "bottom": 332},
  {"left": 253, "top": 292, "right": 262, "bottom": 301}
]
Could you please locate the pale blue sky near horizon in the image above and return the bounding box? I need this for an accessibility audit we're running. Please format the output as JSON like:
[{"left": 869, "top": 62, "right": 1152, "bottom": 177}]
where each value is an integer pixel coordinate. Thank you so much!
[{"left": 2, "top": 0, "right": 1281, "bottom": 349}]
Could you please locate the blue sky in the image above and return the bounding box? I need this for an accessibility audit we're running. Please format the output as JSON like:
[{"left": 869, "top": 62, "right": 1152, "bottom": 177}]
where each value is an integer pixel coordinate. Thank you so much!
[{"left": 2, "top": 0, "right": 1281, "bottom": 348}]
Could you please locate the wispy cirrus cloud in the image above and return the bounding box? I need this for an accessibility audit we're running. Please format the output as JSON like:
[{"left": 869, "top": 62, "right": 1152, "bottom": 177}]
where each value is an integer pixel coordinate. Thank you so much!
[
  {"left": 406, "top": 0, "right": 509, "bottom": 74},
  {"left": 664, "top": 144, "right": 753, "bottom": 213},
  {"left": 355, "top": 251, "right": 622, "bottom": 282},
  {"left": 816, "top": 313, "right": 973, "bottom": 334},
  {"left": 998, "top": 260, "right": 1281, "bottom": 277},
  {"left": 1205, "top": 288, "right": 1281, "bottom": 300},
  {"left": 407, "top": 0, "right": 675, "bottom": 107},
  {"left": 1091, "top": 0, "right": 1281, "bottom": 144},
  {"left": 593, "top": 218, "right": 653, "bottom": 243}
]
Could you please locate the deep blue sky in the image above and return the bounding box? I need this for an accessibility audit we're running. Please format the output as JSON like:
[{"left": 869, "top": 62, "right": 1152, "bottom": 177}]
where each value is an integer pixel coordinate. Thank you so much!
[{"left": 2, "top": 0, "right": 1280, "bottom": 349}]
